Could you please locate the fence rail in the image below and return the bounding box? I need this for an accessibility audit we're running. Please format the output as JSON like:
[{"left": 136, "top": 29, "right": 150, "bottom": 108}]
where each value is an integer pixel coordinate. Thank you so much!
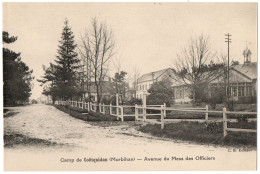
[{"left": 54, "top": 100, "right": 257, "bottom": 137}]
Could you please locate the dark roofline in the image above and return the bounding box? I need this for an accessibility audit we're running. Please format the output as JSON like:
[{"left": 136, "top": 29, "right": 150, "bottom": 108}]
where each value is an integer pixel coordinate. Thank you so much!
[
  {"left": 230, "top": 67, "right": 252, "bottom": 80},
  {"left": 138, "top": 68, "right": 172, "bottom": 83},
  {"left": 155, "top": 68, "right": 172, "bottom": 81},
  {"left": 210, "top": 67, "right": 252, "bottom": 83}
]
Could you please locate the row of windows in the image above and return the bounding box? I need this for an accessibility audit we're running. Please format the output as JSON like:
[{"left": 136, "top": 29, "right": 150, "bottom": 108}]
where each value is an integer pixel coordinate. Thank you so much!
[
  {"left": 175, "top": 89, "right": 185, "bottom": 99},
  {"left": 227, "top": 86, "right": 253, "bottom": 97},
  {"left": 211, "top": 82, "right": 253, "bottom": 87},
  {"left": 136, "top": 94, "right": 142, "bottom": 99},
  {"left": 138, "top": 84, "right": 152, "bottom": 91},
  {"left": 212, "top": 86, "right": 253, "bottom": 97}
]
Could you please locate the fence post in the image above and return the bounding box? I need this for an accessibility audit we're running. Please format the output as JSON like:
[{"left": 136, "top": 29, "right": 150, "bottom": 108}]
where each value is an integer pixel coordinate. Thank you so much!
[
  {"left": 121, "top": 106, "right": 124, "bottom": 122},
  {"left": 88, "top": 102, "right": 90, "bottom": 112},
  {"left": 110, "top": 103, "right": 112, "bottom": 115},
  {"left": 143, "top": 92, "right": 147, "bottom": 122},
  {"left": 103, "top": 104, "right": 105, "bottom": 114},
  {"left": 135, "top": 104, "right": 139, "bottom": 122},
  {"left": 116, "top": 106, "right": 119, "bottom": 120},
  {"left": 163, "top": 103, "right": 166, "bottom": 118},
  {"left": 99, "top": 103, "right": 102, "bottom": 112},
  {"left": 116, "top": 93, "right": 119, "bottom": 118},
  {"left": 223, "top": 107, "right": 227, "bottom": 137},
  {"left": 161, "top": 105, "right": 164, "bottom": 129},
  {"left": 205, "top": 105, "right": 208, "bottom": 121}
]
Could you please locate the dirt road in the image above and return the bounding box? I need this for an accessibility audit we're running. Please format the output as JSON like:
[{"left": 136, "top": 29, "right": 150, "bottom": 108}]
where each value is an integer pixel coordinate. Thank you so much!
[{"left": 4, "top": 104, "right": 257, "bottom": 171}]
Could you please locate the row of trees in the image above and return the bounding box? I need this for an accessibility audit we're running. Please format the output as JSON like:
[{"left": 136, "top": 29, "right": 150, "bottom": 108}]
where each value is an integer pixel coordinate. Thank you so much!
[
  {"left": 38, "top": 18, "right": 124, "bottom": 105},
  {"left": 3, "top": 31, "right": 34, "bottom": 106},
  {"left": 38, "top": 18, "right": 237, "bottom": 108}
]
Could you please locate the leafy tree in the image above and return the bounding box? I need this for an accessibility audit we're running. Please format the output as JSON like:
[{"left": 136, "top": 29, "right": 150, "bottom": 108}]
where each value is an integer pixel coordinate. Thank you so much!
[
  {"left": 38, "top": 19, "right": 80, "bottom": 100},
  {"left": 112, "top": 71, "right": 128, "bottom": 94},
  {"left": 109, "top": 71, "right": 129, "bottom": 105},
  {"left": 147, "top": 79, "right": 174, "bottom": 106},
  {"left": 209, "top": 86, "right": 226, "bottom": 109},
  {"left": 3, "top": 31, "right": 34, "bottom": 106},
  {"left": 38, "top": 63, "right": 59, "bottom": 103}
]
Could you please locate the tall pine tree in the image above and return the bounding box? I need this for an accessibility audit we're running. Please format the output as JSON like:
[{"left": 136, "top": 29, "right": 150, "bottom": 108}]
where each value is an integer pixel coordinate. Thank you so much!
[
  {"left": 3, "top": 31, "right": 34, "bottom": 106},
  {"left": 38, "top": 19, "right": 79, "bottom": 100}
]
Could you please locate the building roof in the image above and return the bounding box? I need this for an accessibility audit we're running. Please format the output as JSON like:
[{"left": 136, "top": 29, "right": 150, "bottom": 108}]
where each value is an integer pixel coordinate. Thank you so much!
[
  {"left": 231, "top": 62, "right": 257, "bottom": 80},
  {"left": 137, "top": 68, "right": 172, "bottom": 83},
  {"left": 87, "top": 81, "right": 112, "bottom": 94}
]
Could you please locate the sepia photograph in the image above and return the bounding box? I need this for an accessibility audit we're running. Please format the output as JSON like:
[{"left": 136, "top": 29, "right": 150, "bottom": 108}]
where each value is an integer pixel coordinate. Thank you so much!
[{"left": 2, "top": 1, "right": 258, "bottom": 171}]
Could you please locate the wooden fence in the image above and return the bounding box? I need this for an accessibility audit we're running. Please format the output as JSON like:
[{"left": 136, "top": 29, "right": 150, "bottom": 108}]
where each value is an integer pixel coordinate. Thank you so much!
[{"left": 55, "top": 100, "right": 257, "bottom": 137}]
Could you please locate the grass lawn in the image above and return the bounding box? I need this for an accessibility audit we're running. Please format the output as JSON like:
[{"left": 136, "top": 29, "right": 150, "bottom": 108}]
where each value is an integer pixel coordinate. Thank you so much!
[
  {"left": 53, "top": 104, "right": 119, "bottom": 122},
  {"left": 4, "top": 110, "right": 19, "bottom": 118},
  {"left": 138, "top": 121, "right": 257, "bottom": 148},
  {"left": 4, "top": 133, "right": 59, "bottom": 147}
]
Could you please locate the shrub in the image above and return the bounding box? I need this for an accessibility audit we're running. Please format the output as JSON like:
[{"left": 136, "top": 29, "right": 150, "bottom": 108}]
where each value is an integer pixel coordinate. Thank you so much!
[
  {"left": 147, "top": 79, "right": 173, "bottom": 106},
  {"left": 125, "top": 97, "right": 142, "bottom": 105},
  {"left": 139, "top": 121, "right": 256, "bottom": 147},
  {"left": 235, "top": 96, "right": 257, "bottom": 104}
]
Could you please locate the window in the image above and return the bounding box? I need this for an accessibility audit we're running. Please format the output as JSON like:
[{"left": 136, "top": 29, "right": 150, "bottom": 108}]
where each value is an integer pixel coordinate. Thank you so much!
[
  {"left": 180, "top": 90, "right": 183, "bottom": 99},
  {"left": 176, "top": 90, "right": 180, "bottom": 99},
  {"left": 226, "top": 87, "right": 231, "bottom": 95},
  {"left": 246, "top": 86, "right": 252, "bottom": 96},
  {"left": 175, "top": 89, "right": 183, "bottom": 99},
  {"left": 232, "top": 87, "right": 237, "bottom": 96},
  {"left": 238, "top": 86, "right": 245, "bottom": 96}
]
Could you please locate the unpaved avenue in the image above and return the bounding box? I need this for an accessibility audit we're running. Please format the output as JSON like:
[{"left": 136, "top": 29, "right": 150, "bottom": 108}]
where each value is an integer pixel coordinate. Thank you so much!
[{"left": 4, "top": 104, "right": 256, "bottom": 171}]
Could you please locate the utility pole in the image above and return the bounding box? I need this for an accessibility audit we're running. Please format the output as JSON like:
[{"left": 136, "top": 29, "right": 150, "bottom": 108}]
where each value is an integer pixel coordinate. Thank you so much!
[{"left": 225, "top": 33, "right": 231, "bottom": 109}]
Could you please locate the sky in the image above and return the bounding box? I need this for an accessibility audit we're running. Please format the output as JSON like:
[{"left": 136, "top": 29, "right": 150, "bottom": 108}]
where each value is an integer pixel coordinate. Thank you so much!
[{"left": 2, "top": 2, "right": 257, "bottom": 99}]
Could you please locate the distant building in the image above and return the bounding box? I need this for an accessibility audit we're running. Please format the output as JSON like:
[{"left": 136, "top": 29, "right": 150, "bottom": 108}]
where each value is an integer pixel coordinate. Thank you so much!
[
  {"left": 136, "top": 49, "right": 257, "bottom": 104},
  {"left": 210, "top": 61, "right": 257, "bottom": 101},
  {"left": 136, "top": 68, "right": 175, "bottom": 100},
  {"left": 84, "top": 80, "right": 113, "bottom": 102},
  {"left": 210, "top": 46, "right": 257, "bottom": 102}
]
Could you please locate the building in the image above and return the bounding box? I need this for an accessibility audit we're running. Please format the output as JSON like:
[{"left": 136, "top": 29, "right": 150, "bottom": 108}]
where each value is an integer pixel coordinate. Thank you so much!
[
  {"left": 136, "top": 51, "right": 257, "bottom": 104},
  {"left": 210, "top": 61, "right": 257, "bottom": 101},
  {"left": 83, "top": 80, "right": 113, "bottom": 102},
  {"left": 136, "top": 68, "right": 175, "bottom": 99},
  {"left": 210, "top": 47, "right": 257, "bottom": 102}
]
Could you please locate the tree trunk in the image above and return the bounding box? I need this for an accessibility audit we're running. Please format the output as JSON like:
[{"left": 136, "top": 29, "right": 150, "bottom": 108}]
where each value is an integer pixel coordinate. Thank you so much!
[
  {"left": 192, "top": 89, "right": 196, "bottom": 107},
  {"left": 96, "top": 84, "right": 100, "bottom": 112}
]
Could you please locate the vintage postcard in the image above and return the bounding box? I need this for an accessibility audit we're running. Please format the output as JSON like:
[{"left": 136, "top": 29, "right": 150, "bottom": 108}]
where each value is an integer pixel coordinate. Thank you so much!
[{"left": 2, "top": 2, "right": 257, "bottom": 171}]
